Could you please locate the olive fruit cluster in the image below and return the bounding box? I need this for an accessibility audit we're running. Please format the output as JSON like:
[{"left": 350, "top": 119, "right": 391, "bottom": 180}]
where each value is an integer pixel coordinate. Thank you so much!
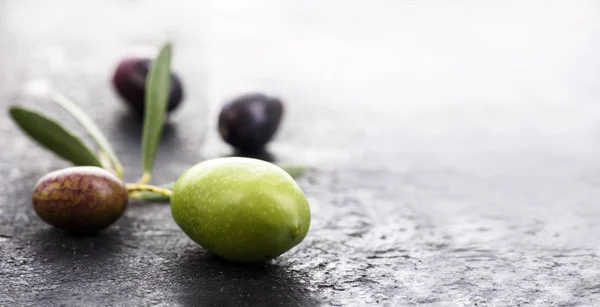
[
  {"left": 9, "top": 42, "right": 310, "bottom": 263},
  {"left": 31, "top": 158, "right": 310, "bottom": 262}
]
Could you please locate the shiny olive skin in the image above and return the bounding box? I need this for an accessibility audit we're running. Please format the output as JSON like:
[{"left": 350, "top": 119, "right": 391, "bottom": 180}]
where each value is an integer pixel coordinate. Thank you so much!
[
  {"left": 112, "top": 57, "right": 184, "bottom": 114},
  {"left": 218, "top": 93, "right": 284, "bottom": 153},
  {"left": 171, "top": 157, "right": 310, "bottom": 263},
  {"left": 32, "top": 166, "right": 128, "bottom": 232}
]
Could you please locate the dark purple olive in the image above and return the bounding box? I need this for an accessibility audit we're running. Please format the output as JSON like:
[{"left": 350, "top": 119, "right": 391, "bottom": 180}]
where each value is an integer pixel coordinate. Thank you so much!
[
  {"left": 32, "top": 166, "right": 128, "bottom": 232},
  {"left": 112, "top": 57, "right": 184, "bottom": 114},
  {"left": 218, "top": 93, "right": 284, "bottom": 153}
]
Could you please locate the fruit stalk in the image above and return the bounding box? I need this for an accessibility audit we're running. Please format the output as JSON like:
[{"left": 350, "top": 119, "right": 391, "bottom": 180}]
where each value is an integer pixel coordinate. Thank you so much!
[
  {"left": 136, "top": 171, "right": 152, "bottom": 185},
  {"left": 126, "top": 183, "right": 172, "bottom": 198}
]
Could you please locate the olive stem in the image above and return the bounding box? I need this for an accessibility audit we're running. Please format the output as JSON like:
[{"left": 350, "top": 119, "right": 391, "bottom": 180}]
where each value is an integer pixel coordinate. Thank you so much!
[
  {"left": 136, "top": 171, "right": 151, "bottom": 185},
  {"left": 126, "top": 183, "right": 172, "bottom": 197},
  {"left": 115, "top": 165, "right": 124, "bottom": 179}
]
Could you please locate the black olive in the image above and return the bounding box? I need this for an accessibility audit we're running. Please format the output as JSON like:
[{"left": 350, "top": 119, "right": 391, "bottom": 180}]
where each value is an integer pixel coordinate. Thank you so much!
[
  {"left": 218, "top": 93, "right": 284, "bottom": 153},
  {"left": 112, "top": 57, "right": 184, "bottom": 114}
]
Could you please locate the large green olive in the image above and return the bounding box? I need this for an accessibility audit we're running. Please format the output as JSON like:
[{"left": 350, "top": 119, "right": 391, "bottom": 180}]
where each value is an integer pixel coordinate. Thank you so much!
[
  {"left": 171, "top": 157, "right": 311, "bottom": 263},
  {"left": 32, "top": 166, "right": 128, "bottom": 232}
]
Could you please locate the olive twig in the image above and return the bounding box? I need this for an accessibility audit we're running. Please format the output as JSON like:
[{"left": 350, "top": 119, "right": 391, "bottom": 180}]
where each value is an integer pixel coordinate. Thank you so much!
[
  {"left": 126, "top": 183, "right": 172, "bottom": 198},
  {"left": 136, "top": 171, "right": 152, "bottom": 185}
]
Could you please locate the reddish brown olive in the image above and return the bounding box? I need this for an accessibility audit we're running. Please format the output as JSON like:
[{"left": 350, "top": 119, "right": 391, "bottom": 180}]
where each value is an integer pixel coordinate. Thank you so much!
[
  {"left": 112, "top": 57, "right": 184, "bottom": 114},
  {"left": 218, "top": 93, "right": 284, "bottom": 153},
  {"left": 32, "top": 166, "right": 128, "bottom": 232}
]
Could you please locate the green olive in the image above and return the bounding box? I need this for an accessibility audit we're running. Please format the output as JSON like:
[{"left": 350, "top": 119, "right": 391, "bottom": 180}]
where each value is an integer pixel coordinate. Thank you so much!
[
  {"left": 171, "top": 157, "right": 311, "bottom": 263},
  {"left": 32, "top": 166, "right": 128, "bottom": 232}
]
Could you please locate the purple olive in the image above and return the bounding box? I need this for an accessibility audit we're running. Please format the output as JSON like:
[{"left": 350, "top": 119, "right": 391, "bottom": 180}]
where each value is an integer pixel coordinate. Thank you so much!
[
  {"left": 218, "top": 93, "right": 284, "bottom": 153},
  {"left": 112, "top": 57, "right": 184, "bottom": 114},
  {"left": 32, "top": 166, "right": 128, "bottom": 232}
]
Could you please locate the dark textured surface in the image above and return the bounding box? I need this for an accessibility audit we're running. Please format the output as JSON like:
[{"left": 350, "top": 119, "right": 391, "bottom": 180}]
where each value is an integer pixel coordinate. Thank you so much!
[{"left": 2, "top": 1, "right": 600, "bottom": 306}]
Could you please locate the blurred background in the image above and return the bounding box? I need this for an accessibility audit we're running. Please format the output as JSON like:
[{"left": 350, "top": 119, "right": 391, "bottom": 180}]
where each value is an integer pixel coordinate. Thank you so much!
[{"left": 2, "top": 1, "right": 599, "bottom": 176}]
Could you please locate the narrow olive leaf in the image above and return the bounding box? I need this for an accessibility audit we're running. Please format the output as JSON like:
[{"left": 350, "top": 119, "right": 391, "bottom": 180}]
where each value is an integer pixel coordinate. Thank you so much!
[
  {"left": 278, "top": 164, "right": 308, "bottom": 179},
  {"left": 139, "top": 41, "right": 172, "bottom": 184},
  {"left": 129, "top": 182, "right": 175, "bottom": 202},
  {"left": 51, "top": 92, "right": 123, "bottom": 178},
  {"left": 98, "top": 151, "right": 117, "bottom": 174},
  {"left": 8, "top": 105, "right": 103, "bottom": 167}
]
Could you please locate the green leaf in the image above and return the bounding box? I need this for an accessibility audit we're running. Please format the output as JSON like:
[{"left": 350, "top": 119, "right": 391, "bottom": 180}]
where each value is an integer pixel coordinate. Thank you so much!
[
  {"left": 278, "top": 164, "right": 308, "bottom": 179},
  {"left": 140, "top": 41, "right": 173, "bottom": 183},
  {"left": 51, "top": 92, "right": 123, "bottom": 178},
  {"left": 9, "top": 105, "right": 103, "bottom": 167}
]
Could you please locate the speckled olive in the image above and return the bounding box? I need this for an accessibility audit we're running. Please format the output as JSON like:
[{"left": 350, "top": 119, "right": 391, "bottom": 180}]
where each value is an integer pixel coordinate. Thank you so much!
[
  {"left": 218, "top": 93, "right": 284, "bottom": 153},
  {"left": 32, "top": 166, "right": 128, "bottom": 232},
  {"left": 112, "top": 57, "right": 184, "bottom": 114},
  {"left": 171, "top": 157, "right": 311, "bottom": 263}
]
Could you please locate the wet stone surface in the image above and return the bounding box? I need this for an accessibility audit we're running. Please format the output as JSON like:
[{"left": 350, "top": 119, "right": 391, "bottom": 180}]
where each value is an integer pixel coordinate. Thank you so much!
[{"left": 2, "top": 1, "right": 600, "bottom": 306}]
